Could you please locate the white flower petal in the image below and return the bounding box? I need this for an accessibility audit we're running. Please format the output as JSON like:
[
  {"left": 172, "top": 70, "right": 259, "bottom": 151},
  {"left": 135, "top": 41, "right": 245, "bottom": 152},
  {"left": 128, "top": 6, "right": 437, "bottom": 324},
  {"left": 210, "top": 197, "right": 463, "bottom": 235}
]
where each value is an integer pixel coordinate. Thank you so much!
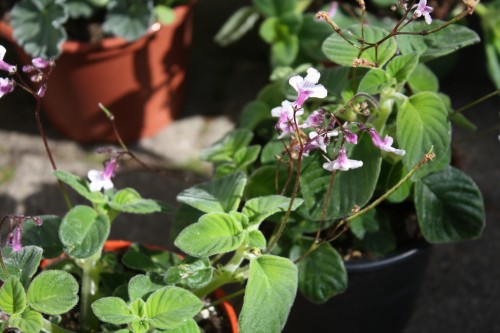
[
  {"left": 0, "top": 45, "right": 5, "bottom": 60},
  {"left": 289, "top": 75, "right": 304, "bottom": 92}
]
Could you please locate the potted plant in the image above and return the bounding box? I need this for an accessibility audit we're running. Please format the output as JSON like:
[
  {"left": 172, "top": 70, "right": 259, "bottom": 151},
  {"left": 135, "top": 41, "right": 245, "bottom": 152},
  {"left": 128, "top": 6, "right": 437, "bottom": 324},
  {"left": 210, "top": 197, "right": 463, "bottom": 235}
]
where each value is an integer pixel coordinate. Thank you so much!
[
  {"left": 0, "top": 0, "right": 194, "bottom": 143},
  {"left": 203, "top": 0, "right": 490, "bottom": 331}
]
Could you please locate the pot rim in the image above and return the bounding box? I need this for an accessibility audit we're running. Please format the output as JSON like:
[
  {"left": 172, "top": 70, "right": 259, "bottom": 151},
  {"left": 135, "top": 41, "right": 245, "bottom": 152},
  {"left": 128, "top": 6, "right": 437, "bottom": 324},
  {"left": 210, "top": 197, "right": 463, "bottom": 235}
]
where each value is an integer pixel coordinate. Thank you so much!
[{"left": 345, "top": 240, "right": 431, "bottom": 273}]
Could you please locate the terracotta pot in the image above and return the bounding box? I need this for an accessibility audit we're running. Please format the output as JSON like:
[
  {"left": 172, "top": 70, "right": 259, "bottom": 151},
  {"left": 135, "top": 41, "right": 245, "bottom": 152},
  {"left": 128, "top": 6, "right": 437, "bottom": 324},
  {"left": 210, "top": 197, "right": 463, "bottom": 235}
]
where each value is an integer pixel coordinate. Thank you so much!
[
  {"left": 0, "top": 4, "right": 193, "bottom": 143},
  {"left": 284, "top": 242, "right": 432, "bottom": 333},
  {"left": 42, "top": 240, "right": 239, "bottom": 333}
]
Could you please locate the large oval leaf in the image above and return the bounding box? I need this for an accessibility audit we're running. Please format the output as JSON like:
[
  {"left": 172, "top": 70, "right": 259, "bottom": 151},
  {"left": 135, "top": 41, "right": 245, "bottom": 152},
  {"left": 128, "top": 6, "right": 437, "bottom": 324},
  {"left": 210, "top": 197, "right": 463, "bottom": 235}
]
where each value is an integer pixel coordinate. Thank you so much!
[
  {"left": 322, "top": 24, "right": 397, "bottom": 67},
  {"left": 292, "top": 242, "right": 347, "bottom": 303},
  {"left": 0, "top": 246, "right": 43, "bottom": 288},
  {"left": 174, "top": 212, "right": 245, "bottom": 257},
  {"left": 59, "top": 205, "right": 110, "bottom": 259},
  {"left": 397, "top": 92, "right": 451, "bottom": 180},
  {"left": 27, "top": 270, "right": 79, "bottom": 315},
  {"left": 21, "top": 215, "right": 63, "bottom": 259},
  {"left": 239, "top": 255, "right": 298, "bottom": 333},
  {"left": 242, "top": 195, "right": 303, "bottom": 227},
  {"left": 299, "top": 133, "right": 381, "bottom": 221},
  {"left": 146, "top": 286, "right": 203, "bottom": 330},
  {"left": 91, "top": 297, "right": 134, "bottom": 325},
  {"left": 414, "top": 166, "right": 485, "bottom": 243}
]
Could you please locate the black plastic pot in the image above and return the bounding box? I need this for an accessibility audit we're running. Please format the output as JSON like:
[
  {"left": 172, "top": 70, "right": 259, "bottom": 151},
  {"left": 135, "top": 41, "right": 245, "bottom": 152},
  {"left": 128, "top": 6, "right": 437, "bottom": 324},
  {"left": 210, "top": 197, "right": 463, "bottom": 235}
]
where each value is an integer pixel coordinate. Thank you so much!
[{"left": 284, "top": 242, "right": 432, "bottom": 333}]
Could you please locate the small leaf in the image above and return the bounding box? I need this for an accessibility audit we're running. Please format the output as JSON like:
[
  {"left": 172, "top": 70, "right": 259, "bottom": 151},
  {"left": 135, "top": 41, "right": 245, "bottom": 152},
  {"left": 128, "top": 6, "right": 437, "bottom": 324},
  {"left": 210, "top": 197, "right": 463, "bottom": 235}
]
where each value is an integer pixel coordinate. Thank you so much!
[
  {"left": 146, "top": 286, "right": 203, "bottom": 330},
  {"left": 271, "top": 34, "right": 299, "bottom": 66},
  {"left": 177, "top": 172, "right": 247, "bottom": 214},
  {"left": 103, "top": 0, "right": 154, "bottom": 41},
  {"left": 27, "top": 270, "right": 79, "bottom": 315},
  {"left": 386, "top": 53, "right": 419, "bottom": 84},
  {"left": 0, "top": 277, "right": 26, "bottom": 315},
  {"left": 10, "top": 309, "right": 43, "bottom": 333},
  {"left": 239, "top": 255, "right": 298, "bottom": 333},
  {"left": 53, "top": 170, "right": 107, "bottom": 204},
  {"left": 11, "top": 0, "right": 68, "bottom": 58},
  {"left": 91, "top": 297, "right": 134, "bottom": 325},
  {"left": 130, "top": 298, "right": 147, "bottom": 318},
  {"left": 164, "top": 257, "right": 213, "bottom": 289},
  {"left": 59, "top": 205, "right": 110, "bottom": 259},
  {"left": 252, "top": 0, "right": 297, "bottom": 17},
  {"left": 357, "top": 68, "right": 390, "bottom": 94},
  {"left": 109, "top": 188, "right": 169, "bottom": 214},
  {"left": 214, "top": 6, "right": 260, "bottom": 46},
  {"left": 200, "top": 129, "right": 254, "bottom": 163},
  {"left": 122, "top": 244, "right": 172, "bottom": 273},
  {"left": 415, "top": 166, "right": 485, "bottom": 243},
  {"left": 247, "top": 230, "right": 267, "bottom": 249},
  {"left": 21, "top": 215, "right": 63, "bottom": 259},
  {"left": 174, "top": 212, "right": 245, "bottom": 257},
  {"left": 0, "top": 246, "right": 43, "bottom": 288},
  {"left": 242, "top": 195, "right": 303, "bottom": 226},
  {"left": 128, "top": 275, "right": 164, "bottom": 301},
  {"left": 131, "top": 319, "right": 150, "bottom": 333},
  {"left": 397, "top": 92, "right": 451, "bottom": 180},
  {"left": 359, "top": 216, "right": 396, "bottom": 256},
  {"left": 322, "top": 24, "right": 397, "bottom": 67},
  {"left": 292, "top": 242, "right": 347, "bottom": 303},
  {"left": 234, "top": 145, "right": 261, "bottom": 169},
  {"left": 239, "top": 100, "right": 273, "bottom": 130},
  {"left": 165, "top": 319, "right": 201, "bottom": 333},
  {"left": 350, "top": 209, "right": 379, "bottom": 239}
]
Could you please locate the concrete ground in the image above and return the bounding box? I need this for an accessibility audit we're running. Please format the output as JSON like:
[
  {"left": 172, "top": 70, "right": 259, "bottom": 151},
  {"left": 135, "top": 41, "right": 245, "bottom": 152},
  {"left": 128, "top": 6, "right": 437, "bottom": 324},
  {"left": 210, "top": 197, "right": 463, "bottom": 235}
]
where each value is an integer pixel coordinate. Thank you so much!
[{"left": 0, "top": 1, "right": 499, "bottom": 332}]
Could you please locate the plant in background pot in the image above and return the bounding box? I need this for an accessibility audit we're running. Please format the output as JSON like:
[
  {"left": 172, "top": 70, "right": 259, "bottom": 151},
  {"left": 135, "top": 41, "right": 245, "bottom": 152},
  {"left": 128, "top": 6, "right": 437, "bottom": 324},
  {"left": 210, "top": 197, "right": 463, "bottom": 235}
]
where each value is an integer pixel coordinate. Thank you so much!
[{"left": 0, "top": 0, "right": 193, "bottom": 143}]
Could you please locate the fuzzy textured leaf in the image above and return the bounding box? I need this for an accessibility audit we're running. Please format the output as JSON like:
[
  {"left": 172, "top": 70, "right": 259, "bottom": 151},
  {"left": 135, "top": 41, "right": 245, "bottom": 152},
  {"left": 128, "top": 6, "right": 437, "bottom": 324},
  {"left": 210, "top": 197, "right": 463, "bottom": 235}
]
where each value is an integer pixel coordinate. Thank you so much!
[
  {"left": 103, "top": 0, "right": 154, "bottom": 41},
  {"left": 27, "top": 270, "right": 79, "bottom": 315},
  {"left": 397, "top": 92, "right": 451, "bottom": 180},
  {"left": 0, "top": 246, "right": 43, "bottom": 288},
  {"left": 10, "top": 309, "right": 43, "bottom": 333},
  {"left": 0, "top": 277, "right": 26, "bottom": 315},
  {"left": 59, "top": 205, "right": 110, "bottom": 259},
  {"left": 53, "top": 170, "right": 107, "bottom": 204},
  {"left": 415, "top": 166, "right": 485, "bottom": 243},
  {"left": 239, "top": 255, "right": 297, "bottom": 333},
  {"left": 146, "top": 286, "right": 203, "bottom": 330},
  {"left": 21, "top": 215, "right": 63, "bottom": 259},
  {"left": 200, "top": 129, "right": 254, "bottom": 163},
  {"left": 242, "top": 195, "right": 303, "bottom": 226},
  {"left": 322, "top": 24, "right": 397, "bottom": 67},
  {"left": 174, "top": 212, "right": 245, "bottom": 257},
  {"left": 91, "top": 297, "right": 134, "bottom": 325}
]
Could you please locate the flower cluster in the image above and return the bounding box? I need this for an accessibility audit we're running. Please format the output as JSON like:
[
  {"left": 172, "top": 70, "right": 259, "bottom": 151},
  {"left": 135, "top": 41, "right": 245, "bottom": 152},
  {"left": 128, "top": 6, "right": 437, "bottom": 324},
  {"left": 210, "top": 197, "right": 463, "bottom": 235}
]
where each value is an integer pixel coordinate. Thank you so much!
[
  {"left": 0, "top": 45, "right": 54, "bottom": 99},
  {"left": 272, "top": 67, "right": 405, "bottom": 172}
]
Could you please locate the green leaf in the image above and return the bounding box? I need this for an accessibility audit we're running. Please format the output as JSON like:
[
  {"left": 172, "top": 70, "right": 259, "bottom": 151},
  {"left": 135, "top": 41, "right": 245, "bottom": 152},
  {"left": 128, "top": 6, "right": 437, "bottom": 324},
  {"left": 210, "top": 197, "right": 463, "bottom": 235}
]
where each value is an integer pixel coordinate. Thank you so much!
[
  {"left": 247, "top": 230, "right": 267, "bottom": 249},
  {"left": 397, "top": 92, "right": 451, "bottom": 180},
  {"left": 298, "top": 13, "right": 332, "bottom": 63},
  {"left": 131, "top": 318, "right": 150, "bottom": 333},
  {"left": 407, "top": 63, "right": 439, "bottom": 93},
  {"left": 239, "top": 100, "right": 273, "bottom": 130},
  {"left": 53, "top": 170, "right": 107, "bottom": 204},
  {"left": 292, "top": 242, "right": 347, "bottom": 303},
  {"left": 91, "top": 297, "right": 134, "bottom": 325},
  {"left": 252, "top": 0, "right": 297, "bottom": 17},
  {"left": 414, "top": 166, "right": 485, "bottom": 243},
  {"left": 154, "top": 4, "right": 174, "bottom": 25},
  {"left": 257, "top": 81, "right": 287, "bottom": 109},
  {"left": 146, "top": 286, "right": 203, "bottom": 330},
  {"left": 357, "top": 68, "right": 389, "bottom": 94},
  {"left": 322, "top": 24, "right": 397, "bottom": 67},
  {"left": 21, "top": 215, "right": 63, "bottom": 259},
  {"left": 0, "top": 277, "right": 26, "bottom": 315},
  {"left": 128, "top": 275, "right": 164, "bottom": 301},
  {"left": 109, "top": 188, "right": 169, "bottom": 214},
  {"left": 239, "top": 255, "right": 297, "bottom": 333},
  {"left": 10, "top": 308, "right": 43, "bottom": 333},
  {"left": 103, "top": 0, "right": 154, "bottom": 41},
  {"left": 300, "top": 134, "right": 382, "bottom": 221},
  {"left": 165, "top": 318, "right": 200, "bottom": 333},
  {"left": 215, "top": 6, "right": 260, "bottom": 46},
  {"left": 174, "top": 212, "right": 245, "bottom": 257},
  {"left": 27, "top": 270, "right": 79, "bottom": 315},
  {"left": 246, "top": 164, "right": 295, "bottom": 198},
  {"left": 59, "top": 205, "right": 110, "bottom": 259},
  {"left": 234, "top": 145, "right": 262, "bottom": 169},
  {"left": 177, "top": 172, "right": 247, "bottom": 213},
  {"left": 11, "top": 0, "right": 68, "bottom": 58},
  {"left": 66, "top": 0, "right": 95, "bottom": 18},
  {"left": 386, "top": 53, "right": 419, "bottom": 85},
  {"left": 130, "top": 298, "right": 147, "bottom": 318},
  {"left": 164, "top": 257, "right": 213, "bottom": 289},
  {"left": 358, "top": 215, "right": 396, "bottom": 256},
  {"left": 384, "top": 161, "right": 412, "bottom": 203},
  {"left": 0, "top": 246, "right": 42, "bottom": 288},
  {"left": 122, "top": 244, "right": 173, "bottom": 273},
  {"left": 271, "top": 34, "right": 299, "bottom": 66},
  {"left": 242, "top": 195, "right": 303, "bottom": 226},
  {"left": 397, "top": 20, "right": 480, "bottom": 62},
  {"left": 200, "top": 129, "right": 254, "bottom": 163}
]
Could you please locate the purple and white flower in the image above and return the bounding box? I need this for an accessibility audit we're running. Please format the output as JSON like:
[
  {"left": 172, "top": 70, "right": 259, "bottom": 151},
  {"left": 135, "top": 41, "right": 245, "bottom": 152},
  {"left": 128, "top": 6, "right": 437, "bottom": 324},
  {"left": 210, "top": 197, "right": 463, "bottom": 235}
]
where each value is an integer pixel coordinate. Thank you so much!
[
  {"left": 0, "top": 45, "right": 16, "bottom": 74},
  {"left": 0, "top": 77, "right": 14, "bottom": 98},
  {"left": 368, "top": 128, "right": 405, "bottom": 155},
  {"left": 344, "top": 129, "right": 358, "bottom": 144},
  {"left": 271, "top": 100, "right": 303, "bottom": 139},
  {"left": 413, "top": 0, "right": 434, "bottom": 25},
  {"left": 300, "top": 110, "right": 325, "bottom": 129},
  {"left": 303, "top": 131, "right": 328, "bottom": 156},
  {"left": 88, "top": 158, "right": 118, "bottom": 192},
  {"left": 323, "top": 147, "right": 363, "bottom": 171},
  {"left": 289, "top": 68, "right": 328, "bottom": 108}
]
